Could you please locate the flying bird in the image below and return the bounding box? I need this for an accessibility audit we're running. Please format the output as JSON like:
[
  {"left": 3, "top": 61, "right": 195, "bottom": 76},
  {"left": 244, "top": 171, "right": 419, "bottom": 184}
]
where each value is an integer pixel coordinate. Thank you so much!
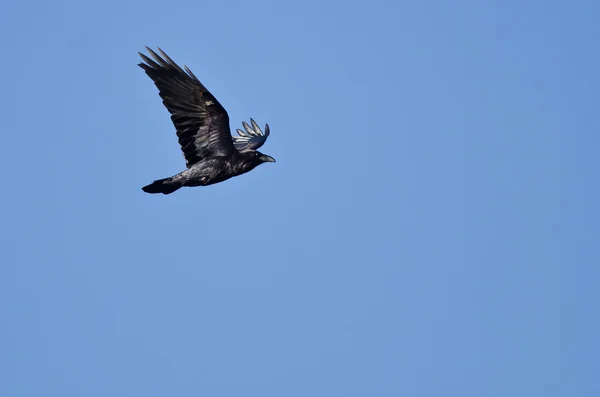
[{"left": 138, "top": 47, "right": 275, "bottom": 195}]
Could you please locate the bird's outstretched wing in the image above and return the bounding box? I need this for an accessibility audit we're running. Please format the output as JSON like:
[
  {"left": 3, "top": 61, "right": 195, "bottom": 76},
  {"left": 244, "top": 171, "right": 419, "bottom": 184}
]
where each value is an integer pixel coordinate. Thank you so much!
[
  {"left": 138, "top": 47, "right": 236, "bottom": 168},
  {"left": 233, "top": 119, "right": 270, "bottom": 152}
]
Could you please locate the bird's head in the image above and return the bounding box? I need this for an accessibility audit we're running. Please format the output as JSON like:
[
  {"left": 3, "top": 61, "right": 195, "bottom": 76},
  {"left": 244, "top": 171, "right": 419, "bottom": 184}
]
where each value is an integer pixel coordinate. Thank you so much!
[
  {"left": 251, "top": 150, "right": 276, "bottom": 165},
  {"left": 237, "top": 150, "right": 276, "bottom": 174},
  {"left": 256, "top": 151, "right": 276, "bottom": 164}
]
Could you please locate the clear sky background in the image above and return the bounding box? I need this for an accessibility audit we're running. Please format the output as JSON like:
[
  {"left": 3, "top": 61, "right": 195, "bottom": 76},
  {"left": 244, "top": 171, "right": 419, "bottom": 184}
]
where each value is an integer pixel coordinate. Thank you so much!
[{"left": 2, "top": 0, "right": 599, "bottom": 396}]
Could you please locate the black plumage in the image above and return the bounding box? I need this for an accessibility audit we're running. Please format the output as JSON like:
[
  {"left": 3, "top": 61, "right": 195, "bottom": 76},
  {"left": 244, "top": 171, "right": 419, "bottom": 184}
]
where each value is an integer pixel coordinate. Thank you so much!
[{"left": 138, "top": 47, "right": 275, "bottom": 195}]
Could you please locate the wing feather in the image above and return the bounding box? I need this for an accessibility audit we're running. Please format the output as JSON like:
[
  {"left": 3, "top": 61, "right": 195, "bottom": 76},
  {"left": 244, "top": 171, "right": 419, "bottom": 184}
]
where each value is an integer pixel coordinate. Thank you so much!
[
  {"left": 139, "top": 47, "right": 235, "bottom": 167},
  {"left": 233, "top": 118, "right": 270, "bottom": 151}
]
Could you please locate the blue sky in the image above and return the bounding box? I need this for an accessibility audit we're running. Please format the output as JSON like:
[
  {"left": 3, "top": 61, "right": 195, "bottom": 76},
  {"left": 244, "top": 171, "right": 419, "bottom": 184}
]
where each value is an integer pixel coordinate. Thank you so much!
[{"left": 2, "top": 0, "right": 599, "bottom": 396}]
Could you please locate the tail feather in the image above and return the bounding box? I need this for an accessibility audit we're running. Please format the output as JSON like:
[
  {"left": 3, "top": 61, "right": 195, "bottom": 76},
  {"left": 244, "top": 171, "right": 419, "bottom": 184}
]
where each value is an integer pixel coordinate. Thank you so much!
[{"left": 142, "top": 178, "right": 181, "bottom": 195}]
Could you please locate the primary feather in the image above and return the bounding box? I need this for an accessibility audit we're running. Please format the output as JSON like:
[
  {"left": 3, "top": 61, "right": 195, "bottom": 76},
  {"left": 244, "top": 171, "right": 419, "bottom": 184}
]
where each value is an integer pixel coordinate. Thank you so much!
[{"left": 233, "top": 118, "right": 270, "bottom": 151}]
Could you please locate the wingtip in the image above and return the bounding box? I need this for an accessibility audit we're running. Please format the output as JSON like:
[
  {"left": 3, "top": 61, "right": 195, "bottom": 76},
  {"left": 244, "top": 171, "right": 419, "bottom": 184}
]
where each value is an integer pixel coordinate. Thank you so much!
[
  {"left": 156, "top": 47, "right": 169, "bottom": 60},
  {"left": 146, "top": 47, "right": 158, "bottom": 57},
  {"left": 250, "top": 118, "right": 262, "bottom": 135},
  {"left": 138, "top": 50, "right": 148, "bottom": 61}
]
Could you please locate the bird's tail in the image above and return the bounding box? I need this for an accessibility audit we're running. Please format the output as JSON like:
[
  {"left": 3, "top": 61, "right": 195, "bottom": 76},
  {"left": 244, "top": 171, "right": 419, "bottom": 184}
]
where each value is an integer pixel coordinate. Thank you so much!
[{"left": 142, "top": 177, "right": 181, "bottom": 195}]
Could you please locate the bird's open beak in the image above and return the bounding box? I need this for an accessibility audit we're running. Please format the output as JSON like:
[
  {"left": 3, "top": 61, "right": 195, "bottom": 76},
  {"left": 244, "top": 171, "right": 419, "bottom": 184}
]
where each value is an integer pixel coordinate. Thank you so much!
[{"left": 260, "top": 155, "right": 276, "bottom": 163}]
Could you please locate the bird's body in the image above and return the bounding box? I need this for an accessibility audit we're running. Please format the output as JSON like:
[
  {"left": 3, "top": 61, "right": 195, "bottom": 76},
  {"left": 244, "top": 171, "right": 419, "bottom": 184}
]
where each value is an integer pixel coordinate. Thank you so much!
[
  {"left": 178, "top": 157, "right": 237, "bottom": 187},
  {"left": 142, "top": 152, "right": 267, "bottom": 194},
  {"left": 138, "top": 47, "right": 275, "bottom": 195}
]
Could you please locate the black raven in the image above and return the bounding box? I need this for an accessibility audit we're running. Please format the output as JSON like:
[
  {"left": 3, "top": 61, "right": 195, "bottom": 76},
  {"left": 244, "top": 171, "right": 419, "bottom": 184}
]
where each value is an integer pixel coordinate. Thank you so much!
[{"left": 138, "top": 47, "right": 275, "bottom": 195}]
